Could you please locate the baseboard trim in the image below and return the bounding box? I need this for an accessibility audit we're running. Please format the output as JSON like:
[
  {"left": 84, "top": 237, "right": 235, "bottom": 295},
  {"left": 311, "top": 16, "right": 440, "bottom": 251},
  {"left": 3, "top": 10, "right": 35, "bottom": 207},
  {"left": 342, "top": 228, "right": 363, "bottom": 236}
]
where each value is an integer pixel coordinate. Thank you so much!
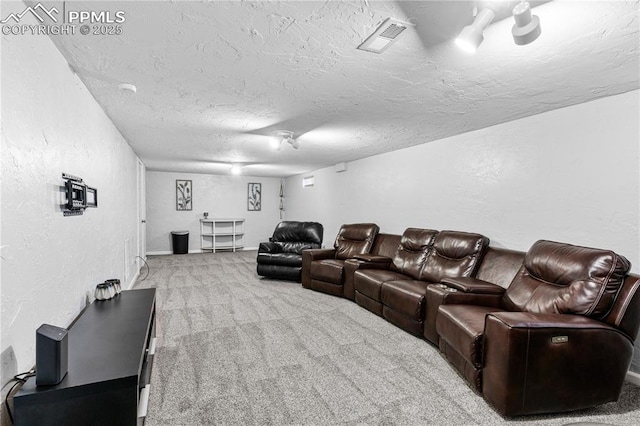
[
  {"left": 146, "top": 250, "right": 201, "bottom": 255},
  {"left": 147, "top": 248, "right": 257, "bottom": 256},
  {"left": 126, "top": 270, "right": 140, "bottom": 290},
  {"left": 626, "top": 370, "right": 640, "bottom": 386}
]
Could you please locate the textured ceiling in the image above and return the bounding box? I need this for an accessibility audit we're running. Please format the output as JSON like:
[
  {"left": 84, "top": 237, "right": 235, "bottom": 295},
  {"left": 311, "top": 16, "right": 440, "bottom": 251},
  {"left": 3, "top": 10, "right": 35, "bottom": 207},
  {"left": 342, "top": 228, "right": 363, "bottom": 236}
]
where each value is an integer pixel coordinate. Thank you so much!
[{"left": 49, "top": 1, "right": 639, "bottom": 177}]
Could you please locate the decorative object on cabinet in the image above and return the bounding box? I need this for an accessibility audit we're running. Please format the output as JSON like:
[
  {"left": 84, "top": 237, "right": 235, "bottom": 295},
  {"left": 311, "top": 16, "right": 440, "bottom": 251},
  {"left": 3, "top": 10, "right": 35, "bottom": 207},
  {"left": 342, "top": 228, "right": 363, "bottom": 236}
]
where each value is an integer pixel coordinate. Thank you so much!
[
  {"left": 61, "top": 173, "right": 98, "bottom": 216},
  {"left": 200, "top": 218, "right": 244, "bottom": 252},
  {"left": 176, "top": 179, "right": 192, "bottom": 211},
  {"left": 248, "top": 183, "right": 261, "bottom": 211}
]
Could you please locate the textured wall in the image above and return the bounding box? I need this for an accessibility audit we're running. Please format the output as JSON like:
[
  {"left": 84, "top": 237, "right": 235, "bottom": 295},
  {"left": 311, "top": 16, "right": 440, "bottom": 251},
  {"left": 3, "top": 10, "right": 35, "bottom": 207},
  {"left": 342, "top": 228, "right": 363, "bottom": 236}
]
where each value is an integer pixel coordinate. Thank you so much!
[
  {"left": 285, "top": 90, "right": 640, "bottom": 372},
  {"left": 1, "top": 22, "right": 140, "bottom": 377},
  {"left": 145, "top": 171, "right": 281, "bottom": 253}
]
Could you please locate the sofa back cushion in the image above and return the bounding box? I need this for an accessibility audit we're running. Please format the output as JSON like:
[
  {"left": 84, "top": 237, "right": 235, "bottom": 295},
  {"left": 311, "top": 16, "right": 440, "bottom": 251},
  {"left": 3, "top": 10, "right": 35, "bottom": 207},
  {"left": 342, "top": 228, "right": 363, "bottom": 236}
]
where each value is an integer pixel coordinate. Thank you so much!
[
  {"left": 475, "top": 247, "right": 526, "bottom": 289},
  {"left": 419, "top": 230, "right": 489, "bottom": 283},
  {"left": 392, "top": 228, "right": 438, "bottom": 279},
  {"left": 271, "top": 221, "right": 323, "bottom": 254},
  {"left": 371, "top": 233, "right": 403, "bottom": 258},
  {"left": 273, "top": 221, "right": 323, "bottom": 244},
  {"left": 334, "top": 223, "right": 379, "bottom": 260},
  {"left": 503, "top": 240, "right": 631, "bottom": 319}
]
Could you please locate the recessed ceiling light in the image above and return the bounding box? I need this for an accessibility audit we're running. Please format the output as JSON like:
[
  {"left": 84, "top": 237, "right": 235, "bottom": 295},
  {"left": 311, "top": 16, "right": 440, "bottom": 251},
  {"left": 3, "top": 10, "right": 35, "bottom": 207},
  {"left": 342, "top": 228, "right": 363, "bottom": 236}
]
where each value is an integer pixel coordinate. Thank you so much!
[{"left": 230, "top": 163, "right": 242, "bottom": 175}]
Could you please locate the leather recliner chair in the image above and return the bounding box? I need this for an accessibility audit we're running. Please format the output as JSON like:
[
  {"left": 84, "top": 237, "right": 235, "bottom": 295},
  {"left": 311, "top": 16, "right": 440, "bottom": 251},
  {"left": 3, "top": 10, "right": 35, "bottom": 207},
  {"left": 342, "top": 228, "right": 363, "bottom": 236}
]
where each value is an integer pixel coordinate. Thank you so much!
[
  {"left": 256, "top": 221, "right": 323, "bottom": 282},
  {"left": 302, "top": 223, "right": 379, "bottom": 297},
  {"left": 355, "top": 230, "right": 489, "bottom": 336},
  {"left": 354, "top": 228, "right": 438, "bottom": 317},
  {"left": 435, "top": 240, "right": 638, "bottom": 416}
]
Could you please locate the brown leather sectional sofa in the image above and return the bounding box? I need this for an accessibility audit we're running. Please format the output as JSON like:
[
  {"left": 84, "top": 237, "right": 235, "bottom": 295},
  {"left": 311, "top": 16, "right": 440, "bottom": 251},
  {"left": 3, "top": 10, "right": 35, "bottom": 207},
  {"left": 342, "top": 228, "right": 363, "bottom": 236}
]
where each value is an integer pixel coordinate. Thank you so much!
[{"left": 301, "top": 223, "right": 640, "bottom": 417}]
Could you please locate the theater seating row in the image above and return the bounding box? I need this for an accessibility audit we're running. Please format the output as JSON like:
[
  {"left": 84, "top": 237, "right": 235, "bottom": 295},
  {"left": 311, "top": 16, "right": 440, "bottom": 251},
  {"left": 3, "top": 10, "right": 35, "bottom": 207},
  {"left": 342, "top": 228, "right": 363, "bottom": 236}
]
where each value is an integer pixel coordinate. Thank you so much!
[{"left": 301, "top": 223, "right": 640, "bottom": 417}]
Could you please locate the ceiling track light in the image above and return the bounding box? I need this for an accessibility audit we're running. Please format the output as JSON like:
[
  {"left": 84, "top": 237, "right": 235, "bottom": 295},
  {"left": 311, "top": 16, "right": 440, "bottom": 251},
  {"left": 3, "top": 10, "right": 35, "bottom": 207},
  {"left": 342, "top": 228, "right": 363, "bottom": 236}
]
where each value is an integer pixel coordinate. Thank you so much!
[
  {"left": 512, "top": 1, "right": 541, "bottom": 45},
  {"left": 274, "top": 130, "right": 299, "bottom": 150},
  {"left": 455, "top": 8, "right": 495, "bottom": 53}
]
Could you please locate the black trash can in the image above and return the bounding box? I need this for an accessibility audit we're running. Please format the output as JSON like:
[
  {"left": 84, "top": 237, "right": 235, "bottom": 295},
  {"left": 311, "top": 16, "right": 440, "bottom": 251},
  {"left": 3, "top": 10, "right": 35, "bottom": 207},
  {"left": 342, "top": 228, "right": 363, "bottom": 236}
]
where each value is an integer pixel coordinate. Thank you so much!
[{"left": 171, "top": 231, "right": 189, "bottom": 254}]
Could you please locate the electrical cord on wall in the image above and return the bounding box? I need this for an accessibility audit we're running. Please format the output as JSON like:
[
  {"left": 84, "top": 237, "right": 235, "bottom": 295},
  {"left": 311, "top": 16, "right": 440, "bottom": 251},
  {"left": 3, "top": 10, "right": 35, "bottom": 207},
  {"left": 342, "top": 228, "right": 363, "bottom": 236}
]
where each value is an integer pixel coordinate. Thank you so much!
[
  {"left": 136, "top": 256, "right": 150, "bottom": 281},
  {"left": 4, "top": 369, "right": 36, "bottom": 424}
]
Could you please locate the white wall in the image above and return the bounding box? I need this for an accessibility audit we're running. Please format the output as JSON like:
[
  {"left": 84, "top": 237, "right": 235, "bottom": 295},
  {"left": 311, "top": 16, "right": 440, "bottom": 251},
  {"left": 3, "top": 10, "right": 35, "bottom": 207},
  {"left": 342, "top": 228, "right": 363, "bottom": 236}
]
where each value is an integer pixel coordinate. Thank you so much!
[
  {"left": 285, "top": 90, "right": 640, "bottom": 372},
  {"left": 286, "top": 91, "right": 640, "bottom": 268},
  {"left": 145, "top": 171, "right": 281, "bottom": 253},
  {"left": 0, "top": 14, "right": 140, "bottom": 379}
]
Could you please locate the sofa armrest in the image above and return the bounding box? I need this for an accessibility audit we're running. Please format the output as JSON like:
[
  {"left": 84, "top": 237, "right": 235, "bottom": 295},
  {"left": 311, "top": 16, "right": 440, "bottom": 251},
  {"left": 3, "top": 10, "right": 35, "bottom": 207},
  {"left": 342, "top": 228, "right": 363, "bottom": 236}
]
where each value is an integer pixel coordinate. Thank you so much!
[
  {"left": 303, "top": 248, "right": 336, "bottom": 261},
  {"left": 302, "top": 248, "right": 336, "bottom": 289},
  {"left": 258, "top": 242, "right": 280, "bottom": 254},
  {"left": 440, "top": 277, "right": 505, "bottom": 295},
  {"left": 352, "top": 254, "right": 393, "bottom": 264},
  {"left": 483, "top": 311, "right": 634, "bottom": 416}
]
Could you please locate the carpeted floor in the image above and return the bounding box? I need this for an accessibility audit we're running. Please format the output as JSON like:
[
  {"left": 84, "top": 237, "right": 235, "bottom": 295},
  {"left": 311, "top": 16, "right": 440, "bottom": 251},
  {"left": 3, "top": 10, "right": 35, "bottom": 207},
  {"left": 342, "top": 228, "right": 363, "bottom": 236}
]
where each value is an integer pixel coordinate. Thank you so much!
[{"left": 133, "top": 251, "right": 640, "bottom": 425}]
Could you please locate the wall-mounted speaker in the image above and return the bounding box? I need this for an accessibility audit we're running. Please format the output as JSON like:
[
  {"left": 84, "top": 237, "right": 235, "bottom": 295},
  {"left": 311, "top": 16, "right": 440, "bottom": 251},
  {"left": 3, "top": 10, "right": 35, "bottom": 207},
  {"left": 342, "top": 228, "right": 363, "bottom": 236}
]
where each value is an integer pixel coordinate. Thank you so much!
[{"left": 36, "top": 324, "right": 68, "bottom": 386}]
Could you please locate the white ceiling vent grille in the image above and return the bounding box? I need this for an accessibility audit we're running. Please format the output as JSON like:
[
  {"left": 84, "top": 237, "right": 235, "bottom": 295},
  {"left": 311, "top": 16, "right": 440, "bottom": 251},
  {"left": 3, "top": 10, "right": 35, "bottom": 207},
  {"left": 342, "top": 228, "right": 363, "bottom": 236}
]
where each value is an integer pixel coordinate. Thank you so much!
[{"left": 357, "top": 18, "right": 413, "bottom": 54}]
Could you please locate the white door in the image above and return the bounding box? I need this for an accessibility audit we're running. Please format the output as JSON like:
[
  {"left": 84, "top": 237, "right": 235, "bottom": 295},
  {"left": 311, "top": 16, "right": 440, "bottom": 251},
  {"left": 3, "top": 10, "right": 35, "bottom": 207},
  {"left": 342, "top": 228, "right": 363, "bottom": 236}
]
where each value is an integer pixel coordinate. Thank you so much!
[{"left": 137, "top": 159, "right": 147, "bottom": 269}]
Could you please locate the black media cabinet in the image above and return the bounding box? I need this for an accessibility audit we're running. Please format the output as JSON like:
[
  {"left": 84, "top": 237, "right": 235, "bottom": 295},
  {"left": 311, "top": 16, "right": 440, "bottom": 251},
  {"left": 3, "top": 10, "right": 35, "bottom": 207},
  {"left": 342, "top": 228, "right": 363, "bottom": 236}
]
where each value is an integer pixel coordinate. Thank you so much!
[{"left": 14, "top": 288, "right": 156, "bottom": 426}]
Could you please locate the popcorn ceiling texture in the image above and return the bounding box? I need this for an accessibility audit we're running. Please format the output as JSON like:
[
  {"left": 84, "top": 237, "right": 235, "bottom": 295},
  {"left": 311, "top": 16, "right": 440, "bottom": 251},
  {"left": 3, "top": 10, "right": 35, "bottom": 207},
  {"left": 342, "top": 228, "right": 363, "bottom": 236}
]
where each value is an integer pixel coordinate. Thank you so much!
[{"left": 49, "top": 1, "right": 639, "bottom": 177}]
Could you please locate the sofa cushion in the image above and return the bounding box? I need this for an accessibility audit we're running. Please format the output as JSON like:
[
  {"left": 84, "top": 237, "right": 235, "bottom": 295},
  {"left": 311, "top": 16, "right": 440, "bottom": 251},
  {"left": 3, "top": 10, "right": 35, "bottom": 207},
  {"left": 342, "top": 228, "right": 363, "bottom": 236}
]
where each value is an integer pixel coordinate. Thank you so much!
[
  {"left": 503, "top": 240, "right": 631, "bottom": 319},
  {"left": 381, "top": 280, "right": 430, "bottom": 320},
  {"left": 334, "top": 223, "right": 379, "bottom": 260},
  {"left": 420, "top": 230, "right": 489, "bottom": 283},
  {"left": 309, "top": 259, "right": 345, "bottom": 284},
  {"left": 354, "top": 269, "right": 409, "bottom": 301},
  {"left": 257, "top": 252, "right": 303, "bottom": 267},
  {"left": 437, "top": 304, "right": 503, "bottom": 368},
  {"left": 392, "top": 228, "right": 438, "bottom": 279}
]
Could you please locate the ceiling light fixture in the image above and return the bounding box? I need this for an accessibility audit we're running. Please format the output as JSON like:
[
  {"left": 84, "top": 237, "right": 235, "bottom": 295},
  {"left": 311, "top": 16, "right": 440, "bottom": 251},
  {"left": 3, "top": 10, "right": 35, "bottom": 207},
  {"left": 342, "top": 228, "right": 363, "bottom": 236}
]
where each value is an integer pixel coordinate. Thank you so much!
[
  {"left": 511, "top": 1, "right": 541, "bottom": 45},
  {"left": 230, "top": 163, "right": 242, "bottom": 175},
  {"left": 270, "top": 136, "right": 281, "bottom": 151},
  {"left": 455, "top": 8, "right": 496, "bottom": 53},
  {"left": 274, "top": 130, "right": 299, "bottom": 150}
]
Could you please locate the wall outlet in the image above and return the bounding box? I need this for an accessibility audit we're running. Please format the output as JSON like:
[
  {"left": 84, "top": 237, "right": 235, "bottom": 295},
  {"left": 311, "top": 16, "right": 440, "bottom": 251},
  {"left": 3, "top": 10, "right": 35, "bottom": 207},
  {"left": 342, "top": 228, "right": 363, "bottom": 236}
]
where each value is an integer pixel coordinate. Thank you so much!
[{"left": 1, "top": 346, "right": 18, "bottom": 388}]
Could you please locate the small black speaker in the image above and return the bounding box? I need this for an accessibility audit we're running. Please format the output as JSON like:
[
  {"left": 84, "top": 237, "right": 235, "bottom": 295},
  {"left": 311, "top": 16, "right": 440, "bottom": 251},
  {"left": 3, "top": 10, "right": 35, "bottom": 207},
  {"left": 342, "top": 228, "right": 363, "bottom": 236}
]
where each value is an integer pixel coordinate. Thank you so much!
[{"left": 36, "top": 324, "right": 68, "bottom": 386}]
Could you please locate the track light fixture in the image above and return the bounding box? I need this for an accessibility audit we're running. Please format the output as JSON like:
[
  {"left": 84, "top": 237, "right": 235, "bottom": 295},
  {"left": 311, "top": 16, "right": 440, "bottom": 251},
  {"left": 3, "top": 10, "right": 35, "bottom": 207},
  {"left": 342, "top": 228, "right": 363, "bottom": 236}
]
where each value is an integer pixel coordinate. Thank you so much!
[
  {"left": 273, "top": 130, "right": 299, "bottom": 150},
  {"left": 455, "top": 8, "right": 495, "bottom": 53},
  {"left": 511, "top": 1, "right": 541, "bottom": 45},
  {"left": 456, "top": 2, "right": 542, "bottom": 53}
]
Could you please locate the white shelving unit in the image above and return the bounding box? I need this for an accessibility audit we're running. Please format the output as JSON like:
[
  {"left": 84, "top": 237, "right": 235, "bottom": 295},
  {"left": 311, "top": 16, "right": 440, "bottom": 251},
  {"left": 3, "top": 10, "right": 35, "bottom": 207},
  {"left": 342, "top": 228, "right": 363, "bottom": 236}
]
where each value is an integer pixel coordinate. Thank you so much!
[{"left": 200, "top": 218, "right": 245, "bottom": 253}]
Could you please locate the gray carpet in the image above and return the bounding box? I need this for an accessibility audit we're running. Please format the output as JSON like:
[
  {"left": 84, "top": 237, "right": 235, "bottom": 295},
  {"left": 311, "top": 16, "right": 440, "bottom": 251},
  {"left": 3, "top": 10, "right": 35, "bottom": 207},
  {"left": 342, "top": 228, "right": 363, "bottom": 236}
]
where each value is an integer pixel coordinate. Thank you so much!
[{"left": 133, "top": 251, "right": 640, "bottom": 425}]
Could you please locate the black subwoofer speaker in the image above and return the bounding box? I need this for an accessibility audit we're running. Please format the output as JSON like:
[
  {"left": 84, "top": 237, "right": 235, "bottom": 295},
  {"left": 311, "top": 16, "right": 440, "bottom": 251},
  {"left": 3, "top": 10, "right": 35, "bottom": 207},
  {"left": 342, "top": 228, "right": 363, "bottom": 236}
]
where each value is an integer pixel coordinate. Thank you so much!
[{"left": 36, "top": 324, "right": 68, "bottom": 386}]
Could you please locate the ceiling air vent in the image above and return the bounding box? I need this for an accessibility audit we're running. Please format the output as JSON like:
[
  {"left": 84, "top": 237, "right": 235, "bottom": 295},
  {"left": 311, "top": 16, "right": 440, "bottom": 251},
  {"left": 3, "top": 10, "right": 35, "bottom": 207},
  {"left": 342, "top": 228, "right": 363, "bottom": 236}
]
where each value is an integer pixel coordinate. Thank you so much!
[{"left": 357, "top": 18, "right": 413, "bottom": 54}]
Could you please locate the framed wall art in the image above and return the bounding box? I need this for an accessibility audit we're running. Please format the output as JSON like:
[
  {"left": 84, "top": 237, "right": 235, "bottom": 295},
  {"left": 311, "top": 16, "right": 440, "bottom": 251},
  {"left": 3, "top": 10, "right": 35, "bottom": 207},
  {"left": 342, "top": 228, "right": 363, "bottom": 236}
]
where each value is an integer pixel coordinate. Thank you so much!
[
  {"left": 248, "top": 183, "right": 261, "bottom": 211},
  {"left": 176, "top": 179, "right": 192, "bottom": 211}
]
